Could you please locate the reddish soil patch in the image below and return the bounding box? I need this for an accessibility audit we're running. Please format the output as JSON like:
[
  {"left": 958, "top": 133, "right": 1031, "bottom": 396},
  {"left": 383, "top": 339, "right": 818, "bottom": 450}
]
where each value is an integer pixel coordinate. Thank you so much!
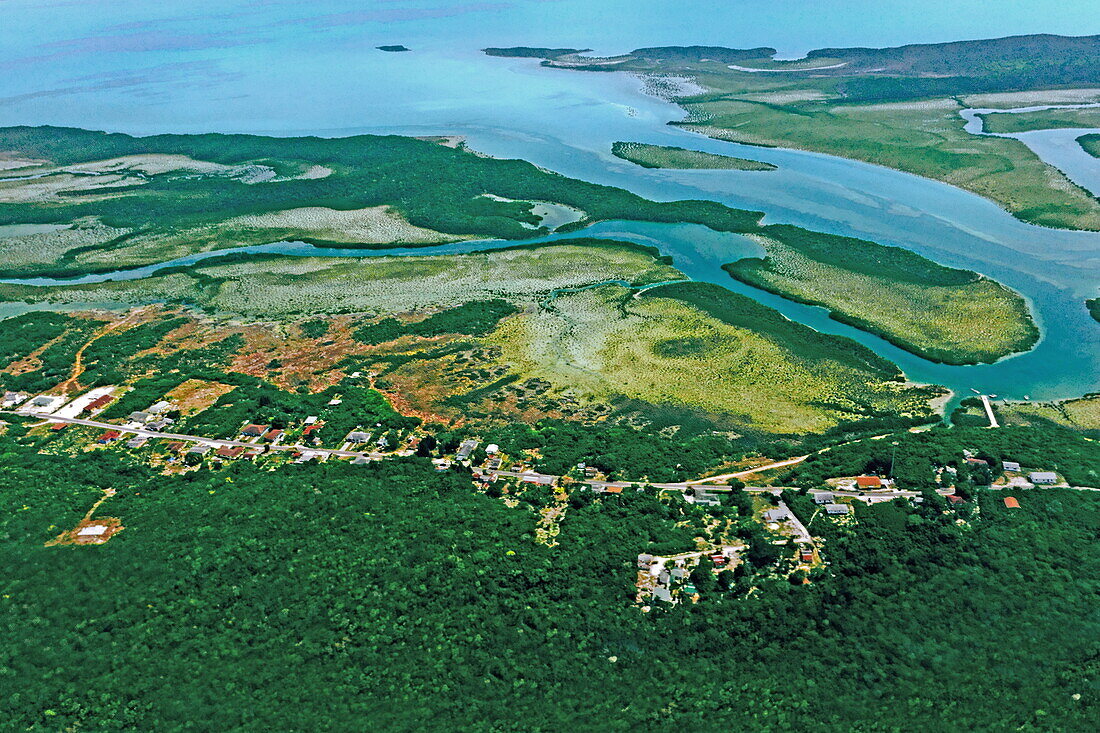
[{"left": 47, "top": 517, "right": 124, "bottom": 546}]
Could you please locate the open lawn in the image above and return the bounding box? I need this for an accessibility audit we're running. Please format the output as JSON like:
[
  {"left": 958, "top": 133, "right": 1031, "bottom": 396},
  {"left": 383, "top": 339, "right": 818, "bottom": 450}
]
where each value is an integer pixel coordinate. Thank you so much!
[
  {"left": 611, "top": 142, "right": 776, "bottom": 171},
  {"left": 724, "top": 226, "right": 1039, "bottom": 364}
]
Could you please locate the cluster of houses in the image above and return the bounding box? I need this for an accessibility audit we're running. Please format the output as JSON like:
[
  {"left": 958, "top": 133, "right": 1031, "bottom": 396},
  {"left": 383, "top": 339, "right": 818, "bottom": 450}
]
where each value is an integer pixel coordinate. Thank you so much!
[{"left": 636, "top": 548, "right": 738, "bottom": 606}]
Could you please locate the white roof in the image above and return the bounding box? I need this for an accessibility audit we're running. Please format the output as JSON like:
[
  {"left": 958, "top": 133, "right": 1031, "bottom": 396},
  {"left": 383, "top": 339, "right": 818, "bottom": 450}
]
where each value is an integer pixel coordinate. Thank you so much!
[
  {"left": 1029, "top": 471, "right": 1058, "bottom": 481},
  {"left": 77, "top": 525, "right": 108, "bottom": 537},
  {"left": 304, "top": 416, "right": 318, "bottom": 424}
]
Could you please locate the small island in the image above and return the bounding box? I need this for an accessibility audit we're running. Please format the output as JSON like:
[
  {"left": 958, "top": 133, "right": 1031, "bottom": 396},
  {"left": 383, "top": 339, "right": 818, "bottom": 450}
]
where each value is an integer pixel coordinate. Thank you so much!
[
  {"left": 612, "top": 142, "right": 777, "bottom": 171},
  {"left": 376, "top": 45, "right": 410, "bottom": 53}
]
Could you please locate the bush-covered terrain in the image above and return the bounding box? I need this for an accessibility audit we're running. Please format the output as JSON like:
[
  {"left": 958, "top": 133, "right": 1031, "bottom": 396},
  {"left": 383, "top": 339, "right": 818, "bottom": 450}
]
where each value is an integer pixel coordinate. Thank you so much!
[
  {"left": 0, "top": 427, "right": 1096, "bottom": 730},
  {"left": 611, "top": 141, "right": 776, "bottom": 171},
  {"left": 724, "top": 225, "right": 1039, "bottom": 364}
]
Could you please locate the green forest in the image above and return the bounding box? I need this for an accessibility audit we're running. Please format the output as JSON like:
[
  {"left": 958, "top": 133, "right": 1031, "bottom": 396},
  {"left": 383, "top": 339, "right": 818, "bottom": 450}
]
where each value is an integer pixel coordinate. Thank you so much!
[{"left": 0, "top": 424, "right": 1095, "bottom": 730}]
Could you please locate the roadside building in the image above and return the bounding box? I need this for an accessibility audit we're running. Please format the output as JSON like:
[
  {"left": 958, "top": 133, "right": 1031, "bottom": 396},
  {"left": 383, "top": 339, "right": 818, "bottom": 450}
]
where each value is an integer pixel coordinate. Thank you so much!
[
  {"left": 825, "top": 504, "right": 850, "bottom": 516},
  {"left": 652, "top": 587, "right": 673, "bottom": 603},
  {"left": 264, "top": 428, "right": 283, "bottom": 442},
  {"left": 485, "top": 444, "right": 500, "bottom": 455},
  {"left": 84, "top": 395, "right": 114, "bottom": 413},
  {"left": 126, "top": 436, "right": 148, "bottom": 449},
  {"left": 855, "top": 476, "right": 882, "bottom": 489},
  {"left": 128, "top": 411, "right": 150, "bottom": 424},
  {"left": 351, "top": 456, "right": 370, "bottom": 465},
  {"left": 188, "top": 444, "right": 212, "bottom": 456},
  {"left": 31, "top": 395, "right": 54, "bottom": 408},
  {"left": 456, "top": 439, "right": 479, "bottom": 461},
  {"left": 147, "top": 418, "right": 172, "bottom": 431},
  {"left": 50, "top": 422, "right": 67, "bottom": 432},
  {"left": 346, "top": 431, "right": 371, "bottom": 444},
  {"left": 813, "top": 492, "right": 834, "bottom": 505},
  {"left": 216, "top": 445, "right": 246, "bottom": 459},
  {"left": 1003, "top": 496, "right": 1021, "bottom": 509},
  {"left": 1002, "top": 460, "right": 1022, "bottom": 473},
  {"left": 763, "top": 508, "right": 790, "bottom": 522},
  {"left": 691, "top": 487, "right": 722, "bottom": 506},
  {"left": 241, "top": 424, "right": 270, "bottom": 438},
  {"left": 98, "top": 430, "right": 122, "bottom": 444},
  {"left": 1028, "top": 471, "right": 1058, "bottom": 485},
  {"left": 2, "top": 392, "right": 28, "bottom": 408},
  {"left": 637, "top": 553, "right": 655, "bottom": 569},
  {"left": 148, "top": 400, "right": 171, "bottom": 414},
  {"left": 965, "top": 457, "right": 989, "bottom": 467},
  {"left": 946, "top": 494, "right": 965, "bottom": 505}
]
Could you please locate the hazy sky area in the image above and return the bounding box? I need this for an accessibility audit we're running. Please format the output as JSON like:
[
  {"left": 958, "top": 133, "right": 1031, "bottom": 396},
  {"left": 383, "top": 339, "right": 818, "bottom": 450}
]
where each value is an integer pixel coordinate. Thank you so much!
[{"left": 0, "top": 0, "right": 1097, "bottom": 133}]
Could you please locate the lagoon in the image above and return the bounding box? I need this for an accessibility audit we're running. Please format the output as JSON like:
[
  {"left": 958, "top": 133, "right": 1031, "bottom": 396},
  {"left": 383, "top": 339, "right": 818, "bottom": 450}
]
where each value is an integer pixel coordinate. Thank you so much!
[{"left": 0, "top": 0, "right": 1098, "bottom": 406}]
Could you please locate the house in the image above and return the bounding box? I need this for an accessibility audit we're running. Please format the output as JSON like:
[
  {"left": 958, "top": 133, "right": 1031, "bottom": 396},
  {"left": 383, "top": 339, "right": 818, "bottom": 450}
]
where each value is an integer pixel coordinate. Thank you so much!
[
  {"left": 813, "top": 492, "right": 834, "bottom": 505},
  {"left": 692, "top": 487, "right": 722, "bottom": 506},
  {"left": 800, "top": 548, "right": 814, "bottom": 563},
  {"left": 216, "top": 445, "right": 246, "bottom": 459},
  {"left": 652, "top": 587, "right": 673, "bottom": 603},
  {"left": 1003, "top": 496, "right": 1021, "bottom": 509},
  {"left": 658, "top": 569, "right": 671, "bottom": 584},
  {"left": 637, "top": 553, "right": 655, "bottom": 569},
  {"left": 304, "top": 416, "right": 318, "bottom": 425},
  {"left": 1029, "top": 471, "right": 1058, "bottom": 485},
  {"left": 945, "top": 494, "right": 965, "bottom": 505},
  {"left": 98, "top": 430, "right": 121, "bottom": 444},
  {"left": 128, "top": 411, "right": 150, "bottom": 424},
  {"left": 351, "top": 456, "right": 370, "bottom": 465},
  {"left": 825, "top": 504, "right": 850, "bottom": 516},
  {"left": 965, "top": 457, "right": 989, "bottom": 467},
  {"left": 241, "top": 424, "right": 269, "bottom": 438},
  {"left": 165, "top": 442, "right": 186, "bottom": 453},
  {"left": 486, "top": 457, "right": 502, "bottom": 471},
  {"left": 126, "top": 436, "right": 148, "bottom": 449},
  {"left": 855, "top": 476, "right": 882, "bottom": 489},
  {"left": 346, "top": 431, "right": 371, "bottom": 444},
  {"left": 50, "top": 422, "right": 67, "bottom": 431},
  {"left": 31, "top": 395, "right": 54, "bottom": 408},
  {"left": 2, "top": 391, "right": 27, "bottom": 408},
  {"left": 456, "top": 439, "right": 478, "bottom": 461},
  {"left": 84, "top": 395, "right": 113, "bottom": 413},
  {"left": 302, "top": 423, "right": 323, "bottom": 436},
  {"left": 148, "top": 400, "right": 171, "bottom": 414},
  {"left": 264, "top": 428, "right": 283, "bottom": 442},
  {"left": 147, "top": 419, "right": 172, "bottom": 431},
  {"left": 670, "top": 567, "right": 690, "bottom": 580},
  {"left": 1002, "top": 460, "right": 1022, "bottom": 473},
  {"left": 602, "top": 485, "right": 624, "bottom": 494},
  {"left": 485, "top": 443, "right": 500, "bottom": 455},
  {"left": 188, "top": 444, "right": 212, "bottom": 456},
  {"left": 763, "top": 508, "right": 789, "bottom": 522}
]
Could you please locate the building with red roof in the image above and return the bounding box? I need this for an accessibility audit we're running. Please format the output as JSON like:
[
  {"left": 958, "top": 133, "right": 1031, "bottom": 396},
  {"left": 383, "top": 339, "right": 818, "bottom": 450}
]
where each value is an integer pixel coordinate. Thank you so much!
[
  {"left": 1003, "top": 496, "right": 1020, "bottom": 509},
  {"left": 855, "top": 476, "right": 883, "bottom": 489}
]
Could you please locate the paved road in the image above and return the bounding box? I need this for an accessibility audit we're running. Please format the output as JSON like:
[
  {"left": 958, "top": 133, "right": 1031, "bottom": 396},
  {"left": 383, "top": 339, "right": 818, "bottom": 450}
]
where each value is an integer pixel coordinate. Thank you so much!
[
  {"left": 13, "top": 411, "right": 388, "bottom": 460},
  {"left": 685, "top": 455, "right": 810, "bottom": 485},
  {"left": 980, "top": 395, "right": 1000, "bottom": 428}
]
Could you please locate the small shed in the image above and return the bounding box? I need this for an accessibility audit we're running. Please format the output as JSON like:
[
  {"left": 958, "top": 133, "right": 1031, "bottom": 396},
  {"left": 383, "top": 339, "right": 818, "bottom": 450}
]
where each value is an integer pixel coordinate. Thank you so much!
[{"left": 1003, "top": 496, "right": 1021, "bottom": 509}]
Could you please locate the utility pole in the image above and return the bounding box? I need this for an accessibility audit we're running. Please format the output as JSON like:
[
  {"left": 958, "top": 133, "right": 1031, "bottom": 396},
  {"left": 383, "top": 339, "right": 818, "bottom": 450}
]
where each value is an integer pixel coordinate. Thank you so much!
[{"left": 889, "top": 441, "right": 900, "bottom": 478}]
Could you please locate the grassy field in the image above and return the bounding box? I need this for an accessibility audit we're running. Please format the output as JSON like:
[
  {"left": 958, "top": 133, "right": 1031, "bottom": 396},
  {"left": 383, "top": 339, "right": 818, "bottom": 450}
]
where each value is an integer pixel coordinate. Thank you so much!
[
  {"left": 0, "top": 241, "right": 680, "bottom": 319},
  {"left": 611, "top": 142, "right": 776, "bottom": 171},
  {"left": 489, "top": 38, "right": 1100, "bottom": 230},
  {"left": 486, "top": 281, "right": 938, "bottom": 435},
  {"left": 723, "top": 226, "right": 1039, "bottom": 364},
  {"left": 978, "top": 107, "right": 1100, "bottom": 134}
]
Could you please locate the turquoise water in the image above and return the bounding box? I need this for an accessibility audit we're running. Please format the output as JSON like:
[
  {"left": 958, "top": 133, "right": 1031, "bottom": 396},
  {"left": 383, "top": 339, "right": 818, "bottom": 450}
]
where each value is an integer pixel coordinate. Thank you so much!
[{"left": 1, "top": 1, "right": 1098, "bottom": 403}]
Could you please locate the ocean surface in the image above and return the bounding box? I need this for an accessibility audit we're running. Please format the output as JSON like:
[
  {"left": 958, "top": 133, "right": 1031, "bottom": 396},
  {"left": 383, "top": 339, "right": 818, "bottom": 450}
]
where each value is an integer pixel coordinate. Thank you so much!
[{"left": 1, "top": 0, "right": 1099, "bottom": 405}]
